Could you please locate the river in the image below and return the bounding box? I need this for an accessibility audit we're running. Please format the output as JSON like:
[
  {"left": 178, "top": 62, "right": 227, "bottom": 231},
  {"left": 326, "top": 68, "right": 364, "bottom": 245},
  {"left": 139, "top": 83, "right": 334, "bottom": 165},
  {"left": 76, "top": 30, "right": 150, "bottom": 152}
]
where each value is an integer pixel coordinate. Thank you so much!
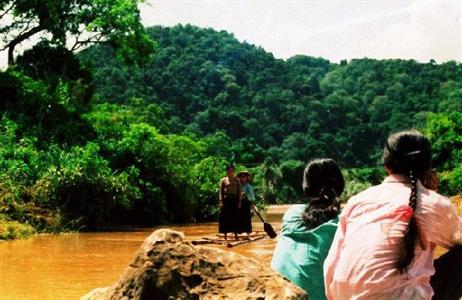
[
  {"left": 0, "top": 210, "right": 284, "bottom": 300},
  {"left": 0, "top": 200, "right": 460, "bottom": 300}
]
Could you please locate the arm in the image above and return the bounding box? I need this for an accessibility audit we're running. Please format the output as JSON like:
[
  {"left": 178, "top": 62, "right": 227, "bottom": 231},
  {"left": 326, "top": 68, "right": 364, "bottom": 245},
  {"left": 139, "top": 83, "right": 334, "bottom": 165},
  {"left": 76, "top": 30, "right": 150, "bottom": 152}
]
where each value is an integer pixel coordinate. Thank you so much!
[
  {"left": 247, "top": 184, "right": 256, "bottom": 203},
  {"left": 421, "top": 195, "right": 462, "bottom": 248},
  {"left": 219, "top": 179, "right": 225, "bottom": 206}
]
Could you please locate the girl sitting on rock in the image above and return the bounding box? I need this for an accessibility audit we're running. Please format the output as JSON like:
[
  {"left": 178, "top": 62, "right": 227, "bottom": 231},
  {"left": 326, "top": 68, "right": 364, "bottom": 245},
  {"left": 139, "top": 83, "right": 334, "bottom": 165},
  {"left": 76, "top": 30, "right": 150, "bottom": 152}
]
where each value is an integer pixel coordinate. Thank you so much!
[
  {"left": 324, "top": 130, "right": 462, "bottom": 300},
  {"left": 271, "top": 158, "right": 344, "bottom": 300}
]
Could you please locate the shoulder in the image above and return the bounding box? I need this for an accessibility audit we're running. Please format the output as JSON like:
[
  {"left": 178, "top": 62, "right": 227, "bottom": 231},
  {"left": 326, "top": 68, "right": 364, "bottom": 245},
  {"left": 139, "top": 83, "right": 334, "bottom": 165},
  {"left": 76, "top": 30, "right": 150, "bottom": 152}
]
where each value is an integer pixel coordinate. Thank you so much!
[
  {"left": 220, "top": 177, "right": 228, "bottom": 185},
  {"left": 340, "top": 184, "right": 384, "bottom": 217},
  {"left": 280, "top": 204, "right": 307, "bottom": 233},
  {"left": 420, "top": 189, "right": 456, "bottom": 213},
  {"left": 282, "top": 204, "right": 306, "bottom": 221},
  {"left": 313, "top": 216, "right": 339, "bottom": 233},
  {"left": 352, "top": 184, "right": 384, "bottom": 201}
]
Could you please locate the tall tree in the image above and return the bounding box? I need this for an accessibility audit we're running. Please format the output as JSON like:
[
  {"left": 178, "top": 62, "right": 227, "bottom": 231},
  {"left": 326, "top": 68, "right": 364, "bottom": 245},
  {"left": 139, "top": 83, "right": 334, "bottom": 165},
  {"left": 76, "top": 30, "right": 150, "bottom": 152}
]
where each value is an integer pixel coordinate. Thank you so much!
[{"left": 0, "top": 0, "right": 154, "bottom": 65}]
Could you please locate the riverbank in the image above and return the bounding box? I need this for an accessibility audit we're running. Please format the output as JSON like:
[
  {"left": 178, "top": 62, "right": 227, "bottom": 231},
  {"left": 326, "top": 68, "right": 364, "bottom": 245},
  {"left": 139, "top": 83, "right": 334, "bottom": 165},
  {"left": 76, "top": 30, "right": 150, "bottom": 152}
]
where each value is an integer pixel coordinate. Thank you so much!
[
  {"left": 2, "top": 193, "right": 460, "bottom": 238},
  {"left": 0, "top": 214, "right": 35, "bottom": 240}
]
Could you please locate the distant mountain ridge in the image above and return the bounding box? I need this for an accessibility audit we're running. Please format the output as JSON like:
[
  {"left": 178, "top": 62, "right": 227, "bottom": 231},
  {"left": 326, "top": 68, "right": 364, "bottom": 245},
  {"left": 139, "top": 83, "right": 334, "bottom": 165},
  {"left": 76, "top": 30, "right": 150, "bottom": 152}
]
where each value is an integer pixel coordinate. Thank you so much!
[{"left": 79, "top": 24, "right": 462, "bottom": 167}]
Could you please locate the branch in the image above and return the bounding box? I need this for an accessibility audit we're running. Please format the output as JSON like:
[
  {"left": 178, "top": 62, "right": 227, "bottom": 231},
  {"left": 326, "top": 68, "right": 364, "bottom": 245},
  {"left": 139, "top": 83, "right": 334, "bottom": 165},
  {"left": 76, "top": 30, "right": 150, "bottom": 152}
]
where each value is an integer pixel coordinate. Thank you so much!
[
  {"left": 0, "top": 19, "right": 35, "bottom": 49},
  {"left": 7, "top": 24, "right": 45, "bottom": 65},
  {"left": 70, "top": 32, "right": 104, "bottom": 51},
  {"left": 0, "top": 3, "right": 14, "bottom": 20},
  {"left": 14, "top": 20, "right": 34, "bottom": 38}
]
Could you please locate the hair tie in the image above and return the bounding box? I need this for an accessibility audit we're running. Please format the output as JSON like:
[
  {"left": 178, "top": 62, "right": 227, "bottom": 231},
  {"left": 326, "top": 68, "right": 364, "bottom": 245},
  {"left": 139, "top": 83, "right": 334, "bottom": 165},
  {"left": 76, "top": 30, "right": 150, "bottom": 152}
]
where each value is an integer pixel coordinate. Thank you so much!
[{"left": 404, "top": 150, "right": 422, "bottom": 157}]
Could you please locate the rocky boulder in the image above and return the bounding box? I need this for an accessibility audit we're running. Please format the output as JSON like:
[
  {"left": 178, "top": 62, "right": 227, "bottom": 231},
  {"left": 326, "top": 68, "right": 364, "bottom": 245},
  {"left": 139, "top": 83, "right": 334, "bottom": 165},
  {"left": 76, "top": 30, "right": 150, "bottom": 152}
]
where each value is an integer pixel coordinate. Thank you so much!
[{"left": 81, "top": 228, "right": 307, "bottom": 299}]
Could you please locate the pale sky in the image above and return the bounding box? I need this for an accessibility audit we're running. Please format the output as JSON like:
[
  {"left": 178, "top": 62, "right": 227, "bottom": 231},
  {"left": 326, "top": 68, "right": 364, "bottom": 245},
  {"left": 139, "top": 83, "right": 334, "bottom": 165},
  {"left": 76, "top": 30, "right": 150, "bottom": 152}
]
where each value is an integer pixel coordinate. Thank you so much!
[
  {"left": 139, "top": 0, "right": 462, "bottom": 63},
  {"left": 1, "top": 0, "right": 461, "bottom": 67}
]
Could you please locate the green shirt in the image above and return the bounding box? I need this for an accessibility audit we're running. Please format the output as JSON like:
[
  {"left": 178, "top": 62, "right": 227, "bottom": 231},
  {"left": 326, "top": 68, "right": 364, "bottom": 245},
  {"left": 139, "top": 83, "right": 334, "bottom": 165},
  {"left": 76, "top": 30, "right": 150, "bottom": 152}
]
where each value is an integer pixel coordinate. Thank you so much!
[{"left": 271, "top": 204, "right": 338, "bottom": 300}]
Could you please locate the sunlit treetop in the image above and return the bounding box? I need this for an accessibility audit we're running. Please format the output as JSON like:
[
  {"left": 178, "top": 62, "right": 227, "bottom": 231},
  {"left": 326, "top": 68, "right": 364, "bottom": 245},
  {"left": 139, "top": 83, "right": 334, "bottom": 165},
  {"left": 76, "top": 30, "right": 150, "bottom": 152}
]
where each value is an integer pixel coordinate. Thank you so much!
[{"left": 0, "top": 0, "right": 155, "bottom": 65}]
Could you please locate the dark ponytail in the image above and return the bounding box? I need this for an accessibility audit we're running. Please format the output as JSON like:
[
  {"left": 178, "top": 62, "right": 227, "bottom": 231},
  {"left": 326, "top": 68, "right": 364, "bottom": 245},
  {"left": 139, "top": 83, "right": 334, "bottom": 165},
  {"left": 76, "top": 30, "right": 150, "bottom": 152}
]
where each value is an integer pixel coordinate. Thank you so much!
[
  {"left": 301, "top": 158, "right": 344, "bottom": 229},
  {"left": 383, "top": 130, "right": 431, "bottom": 273}
]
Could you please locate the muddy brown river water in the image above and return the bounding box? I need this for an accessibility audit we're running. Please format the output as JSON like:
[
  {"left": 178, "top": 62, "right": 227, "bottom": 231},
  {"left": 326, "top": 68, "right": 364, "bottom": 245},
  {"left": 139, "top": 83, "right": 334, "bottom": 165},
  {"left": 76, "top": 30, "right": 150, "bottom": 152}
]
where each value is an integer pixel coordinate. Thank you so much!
[
  {"left": 0, "top": 218, "right": 282, "bottom": 300},
  {"left": 0, "top": 200, "right": 460, "bottom": 300}
]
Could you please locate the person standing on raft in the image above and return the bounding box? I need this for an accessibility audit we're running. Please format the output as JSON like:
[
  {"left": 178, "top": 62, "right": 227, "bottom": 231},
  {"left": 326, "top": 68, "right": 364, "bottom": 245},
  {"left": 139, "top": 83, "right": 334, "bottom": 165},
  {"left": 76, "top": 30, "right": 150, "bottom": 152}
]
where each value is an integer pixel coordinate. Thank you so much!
[
  {"left": 237, "top": 171, "right": 256, "bottom": 237},
  {"left": 219, "top": 165, "right": 241, "bottom": 240}
]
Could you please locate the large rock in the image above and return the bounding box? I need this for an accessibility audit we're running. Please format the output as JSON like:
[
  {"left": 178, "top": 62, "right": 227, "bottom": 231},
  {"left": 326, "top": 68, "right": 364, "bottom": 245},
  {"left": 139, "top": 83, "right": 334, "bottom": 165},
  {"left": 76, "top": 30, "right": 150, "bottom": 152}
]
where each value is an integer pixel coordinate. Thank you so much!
[{"left": 82, "top": 229, "right": 307, "bottom": 300}]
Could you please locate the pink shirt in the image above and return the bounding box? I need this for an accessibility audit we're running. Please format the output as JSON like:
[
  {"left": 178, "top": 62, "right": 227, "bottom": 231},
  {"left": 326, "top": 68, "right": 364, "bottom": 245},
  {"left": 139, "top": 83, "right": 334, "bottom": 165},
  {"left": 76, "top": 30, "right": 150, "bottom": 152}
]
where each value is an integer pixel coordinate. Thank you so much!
[{"left": 324, "top": 175, "right": 462, "bottom": 300}]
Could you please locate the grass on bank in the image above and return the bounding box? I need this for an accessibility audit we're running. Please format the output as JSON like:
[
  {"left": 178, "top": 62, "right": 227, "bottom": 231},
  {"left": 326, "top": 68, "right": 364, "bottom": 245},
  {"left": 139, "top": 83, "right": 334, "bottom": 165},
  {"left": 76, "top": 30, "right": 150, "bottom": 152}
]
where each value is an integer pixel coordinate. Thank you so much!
[{"left": 0, "top": 214, "right": 35, "bottom": 240}]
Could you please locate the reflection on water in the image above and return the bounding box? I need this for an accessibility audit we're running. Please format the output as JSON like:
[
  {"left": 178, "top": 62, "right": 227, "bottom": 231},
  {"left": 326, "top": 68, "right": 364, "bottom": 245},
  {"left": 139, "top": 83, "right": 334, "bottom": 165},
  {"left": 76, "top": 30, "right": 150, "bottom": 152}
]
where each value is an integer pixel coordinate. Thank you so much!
[{"left": 0, "top": 221, "right": 280, "bottom": 300}]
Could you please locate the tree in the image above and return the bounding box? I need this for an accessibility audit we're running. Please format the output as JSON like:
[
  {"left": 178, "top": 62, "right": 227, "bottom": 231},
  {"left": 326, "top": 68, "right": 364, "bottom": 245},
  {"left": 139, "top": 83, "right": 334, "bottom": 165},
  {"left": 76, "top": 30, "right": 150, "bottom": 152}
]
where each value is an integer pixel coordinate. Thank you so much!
[
  {"left": 0, "top": 0, "right": 154, "bottom": 65},
  {"left": 279, "top": 160, "right": 304, "bottom": 200},
  {"left": 422, "top": 112, "right": 462, "bottom": 195},
  {"left": 260, "top": 158, "right": 283, "bottom": 204}
]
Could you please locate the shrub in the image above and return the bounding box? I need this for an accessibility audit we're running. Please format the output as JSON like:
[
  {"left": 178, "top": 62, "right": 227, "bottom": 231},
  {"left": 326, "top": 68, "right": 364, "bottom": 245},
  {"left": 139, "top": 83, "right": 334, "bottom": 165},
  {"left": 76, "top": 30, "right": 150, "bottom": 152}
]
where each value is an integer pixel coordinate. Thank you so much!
[
  {"left": 189, "top": 157, "right": 228, "bottom": 220},
  {"left": 32, "top": 143, "right": 141, "bottom": 229},
  {"left": 0, "top": 214, "right": 35, "bottom": 240}
]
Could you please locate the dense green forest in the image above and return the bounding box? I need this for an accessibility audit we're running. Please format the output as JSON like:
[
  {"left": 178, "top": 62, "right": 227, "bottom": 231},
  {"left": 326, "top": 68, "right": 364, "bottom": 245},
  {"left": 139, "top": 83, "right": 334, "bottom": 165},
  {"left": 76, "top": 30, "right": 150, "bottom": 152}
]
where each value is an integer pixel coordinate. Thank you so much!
[
  {"left": 80, "top": 25, "right": 461, "bottom": 166},
  {"left": 79, "top": 24, "right": 462, "bottom": 197},
  {"left": 0, "top": 17, "right": 460, "bottom": 239}
]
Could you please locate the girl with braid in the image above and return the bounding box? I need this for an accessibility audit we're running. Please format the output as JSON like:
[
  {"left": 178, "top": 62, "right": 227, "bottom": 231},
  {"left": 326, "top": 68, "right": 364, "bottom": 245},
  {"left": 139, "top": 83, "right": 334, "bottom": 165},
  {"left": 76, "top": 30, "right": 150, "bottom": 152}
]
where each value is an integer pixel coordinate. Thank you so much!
[
  {"left": 324, "top": 130, "right": 462, "bottom": 300},
  {"left": 272, "top": 158, "right": 344, "bottom": 300}
]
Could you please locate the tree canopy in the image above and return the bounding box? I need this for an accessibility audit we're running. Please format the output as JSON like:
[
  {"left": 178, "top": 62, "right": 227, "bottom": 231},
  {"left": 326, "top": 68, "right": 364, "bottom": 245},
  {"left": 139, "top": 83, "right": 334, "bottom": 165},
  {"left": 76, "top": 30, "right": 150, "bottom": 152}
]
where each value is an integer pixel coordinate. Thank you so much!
[
  {"left": 0, "top": 0, "right": 154, "bottom": 65},
  {"left": 80, "top": 24, "right": 462, "bottom": 168}
]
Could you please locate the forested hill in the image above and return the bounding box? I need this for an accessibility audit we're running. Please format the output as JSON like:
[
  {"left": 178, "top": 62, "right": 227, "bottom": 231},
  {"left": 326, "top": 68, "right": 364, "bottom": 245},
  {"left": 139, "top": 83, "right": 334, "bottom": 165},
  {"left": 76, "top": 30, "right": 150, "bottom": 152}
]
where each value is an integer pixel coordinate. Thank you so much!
[
  {"left": 79, "top": 24, "right": 462, "bottom": 168},
  {"left": 0, "top": 21, "right": 461, "bottom": 236}
]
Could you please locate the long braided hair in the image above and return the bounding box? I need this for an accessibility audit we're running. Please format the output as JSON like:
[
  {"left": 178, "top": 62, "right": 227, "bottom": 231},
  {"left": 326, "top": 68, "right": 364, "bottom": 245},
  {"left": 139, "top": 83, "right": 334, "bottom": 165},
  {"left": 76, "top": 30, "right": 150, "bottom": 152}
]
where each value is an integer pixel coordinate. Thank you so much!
[
  {"left": 302, "top": 158, "right": 345, "bottom": 229},
  {"left": 382, "top": 130, "right": 432, "bottom": 273}
]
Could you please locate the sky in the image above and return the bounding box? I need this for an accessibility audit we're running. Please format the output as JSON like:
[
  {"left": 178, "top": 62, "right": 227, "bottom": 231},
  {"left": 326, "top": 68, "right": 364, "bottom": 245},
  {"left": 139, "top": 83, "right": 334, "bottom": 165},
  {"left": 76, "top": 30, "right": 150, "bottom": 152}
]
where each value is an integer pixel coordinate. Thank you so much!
[
  {"left": 138, "top": 0, "right": 462, "bottom": 63},
  {"left": 0, "top": 0, "right": 461, "bottom": 67}
]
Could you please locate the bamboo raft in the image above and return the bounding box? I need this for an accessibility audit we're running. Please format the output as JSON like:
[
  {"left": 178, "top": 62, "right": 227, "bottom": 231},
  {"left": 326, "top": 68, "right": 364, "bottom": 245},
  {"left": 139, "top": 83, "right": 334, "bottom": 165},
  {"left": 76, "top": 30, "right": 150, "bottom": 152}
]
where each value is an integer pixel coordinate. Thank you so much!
[{"left": 191, "top": 232, "right": 267, "bottom": 248}]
